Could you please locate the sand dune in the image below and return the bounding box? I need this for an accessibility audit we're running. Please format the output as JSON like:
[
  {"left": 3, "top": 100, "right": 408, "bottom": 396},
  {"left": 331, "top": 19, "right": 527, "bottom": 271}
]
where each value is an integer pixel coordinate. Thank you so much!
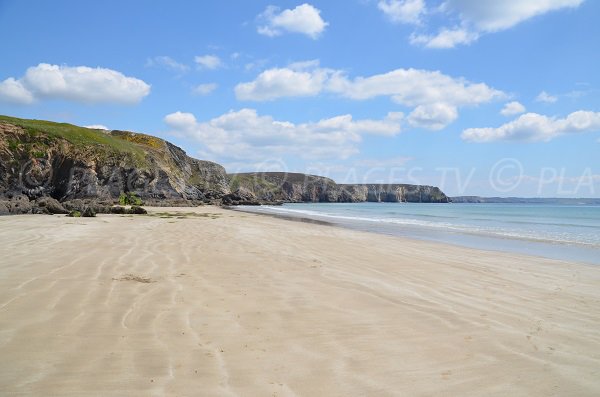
[{"left": 0, "top": 206, "right": 599, "bottom": 396}]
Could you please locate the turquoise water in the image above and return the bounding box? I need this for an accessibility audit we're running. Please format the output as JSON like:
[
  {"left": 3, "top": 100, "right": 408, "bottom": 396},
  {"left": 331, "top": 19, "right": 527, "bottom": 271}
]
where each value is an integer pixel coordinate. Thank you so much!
[{"left": 238, "top": 203, "right": 600, "bottom": 265}]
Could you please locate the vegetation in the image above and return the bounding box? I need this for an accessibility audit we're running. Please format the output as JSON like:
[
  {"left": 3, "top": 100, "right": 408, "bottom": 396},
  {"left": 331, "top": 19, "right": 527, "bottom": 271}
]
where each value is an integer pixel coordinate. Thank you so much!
[
  {"left": 119, "top": 192, "right": 143, "bottom": 206},
  {"left": 0, "top": 115, "right": 155, "bottom": 166},
  {"left": 67, "top": 210, "right": 81, "bottom": 217},
  {"left": 109, "top": 130, "right": 165, "bottom": 149}
]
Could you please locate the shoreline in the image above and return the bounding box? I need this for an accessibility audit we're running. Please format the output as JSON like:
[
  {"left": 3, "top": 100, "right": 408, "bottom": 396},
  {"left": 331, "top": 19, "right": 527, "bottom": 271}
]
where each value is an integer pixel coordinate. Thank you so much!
[
  {"left": 234, "top": 203, "right": 600, "bottom": 266},
  {"left": 1, "top": 206, "right": 599, "bottom": 395}
]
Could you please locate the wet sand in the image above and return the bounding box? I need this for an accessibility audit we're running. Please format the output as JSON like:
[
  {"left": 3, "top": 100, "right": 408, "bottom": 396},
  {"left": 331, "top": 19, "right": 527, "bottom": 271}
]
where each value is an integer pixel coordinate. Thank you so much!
[{"left": 0, "top": 206, "right": 599, "bottom": 396}]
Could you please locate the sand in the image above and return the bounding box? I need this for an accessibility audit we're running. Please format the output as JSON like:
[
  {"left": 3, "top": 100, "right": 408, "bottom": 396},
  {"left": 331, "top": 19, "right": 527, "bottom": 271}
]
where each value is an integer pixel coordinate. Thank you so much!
[{"left": 0, "top": 206, "right": 599, "bottom": 396}]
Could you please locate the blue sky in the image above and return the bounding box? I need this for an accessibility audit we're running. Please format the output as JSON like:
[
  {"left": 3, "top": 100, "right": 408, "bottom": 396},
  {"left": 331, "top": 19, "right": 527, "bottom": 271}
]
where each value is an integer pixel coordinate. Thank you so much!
[{"left": 1, "top": 0, "right": 599, "bottom": 197}]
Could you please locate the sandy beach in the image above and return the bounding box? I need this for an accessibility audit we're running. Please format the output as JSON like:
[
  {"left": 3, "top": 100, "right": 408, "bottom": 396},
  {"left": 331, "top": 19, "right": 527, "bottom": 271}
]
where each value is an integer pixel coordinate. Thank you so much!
[{"left": 0, "top": 206, "right": 599, "bottom": 396}]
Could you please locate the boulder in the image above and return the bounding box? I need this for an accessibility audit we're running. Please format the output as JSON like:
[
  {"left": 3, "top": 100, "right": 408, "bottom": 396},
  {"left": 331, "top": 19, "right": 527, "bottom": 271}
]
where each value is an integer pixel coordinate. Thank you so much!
[
  {"left": 82, "top": 207, "right": 96, "bottom": 217},
  {"left": 127, "top": 205, "right": 147, "bottom": 214},
  {"left": 35, "top": 197, "right": 68, "bottom": 214}
]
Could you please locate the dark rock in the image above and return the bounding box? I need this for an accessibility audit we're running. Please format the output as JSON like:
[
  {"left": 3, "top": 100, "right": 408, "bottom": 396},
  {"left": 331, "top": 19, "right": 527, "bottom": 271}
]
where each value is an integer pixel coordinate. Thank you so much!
[
  {"left": 35, "top": 196, "right": 67, "bottom": 214},
  {"left": 126, "top": 205, "right": 147, "bottom": 214},
  {"left": 110, "top": 205, "right": 127, "bottom": 214},
  {"left": 222, "top": 187, "right": 260, "bottom": 206},
  {"left": 82, "top": 207, "right": 96, "bottom": 217}
]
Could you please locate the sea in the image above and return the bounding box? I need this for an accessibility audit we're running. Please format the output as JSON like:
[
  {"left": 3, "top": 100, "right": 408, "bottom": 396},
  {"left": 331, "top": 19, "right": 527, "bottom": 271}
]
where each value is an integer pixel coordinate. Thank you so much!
[{"left": 237, "top": 202, "right": 600, "bottom": 265}]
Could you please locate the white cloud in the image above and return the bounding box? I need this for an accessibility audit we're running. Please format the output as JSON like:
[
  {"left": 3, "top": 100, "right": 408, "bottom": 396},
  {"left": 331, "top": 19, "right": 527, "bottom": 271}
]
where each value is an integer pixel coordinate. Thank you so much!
[
  {"left": 408, "top": 103, "right": 458, "bottom": 130},
  {"left": 235, "top": 63, "right": 331, "bottom": 101},
  {"left": 0, "top": 77, "right": 34, "bottom": 104},
  {"left": 84, "top": 124, "right": 109, "bottom": 130},
  {"left": 164, "top": 111, "right": 198, "bottom": 131},
  {"left": 257, "top": 3, "right": 328, "bottom": 39},
  {"left": 443, "top": 0, "right": 584, "bottom": 32},
  {"left": 378, "top": 0, "right": 425, "bottom": 24},
  {"left": 392, "top": 0, "right": 584, "bottom": 48},
  {"left": 462, "top": 110, "right": 600, "bottom": 142},
  {"left": 192, "top": 83, "right": 218, "bottom": 96},
  {"left": 409, "top": 27, "right": 479, "bottom": 48},
  {"left": 0, "top": 63, "right": 150, "bottom": 105},
  {"left": 194, "top": 55, "right": 222, "bottom": 70},
  {"left": 145, "top": 56, "right": 189, "bottom": 72},
  {"left": 327, "top": 67, "right": 504, "bottom": 106},
  {"left": 536, "top": 90, "right": 558, "bottom": 103},
  {"left": 164, "top": 109, "right": 402, "bottom": 161},
  {"left": 500, "top": 101, "right": 526, "bottom": 116},
  {"left": 236, "top": 62, "right": 503, "bottom": 129}
]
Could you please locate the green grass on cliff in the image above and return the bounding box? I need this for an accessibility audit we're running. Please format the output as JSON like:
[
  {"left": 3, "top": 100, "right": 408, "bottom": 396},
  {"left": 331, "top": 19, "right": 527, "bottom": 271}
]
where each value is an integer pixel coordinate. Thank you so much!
[{"left": 0, "top": 115, "right": 156, "bottom": 165}]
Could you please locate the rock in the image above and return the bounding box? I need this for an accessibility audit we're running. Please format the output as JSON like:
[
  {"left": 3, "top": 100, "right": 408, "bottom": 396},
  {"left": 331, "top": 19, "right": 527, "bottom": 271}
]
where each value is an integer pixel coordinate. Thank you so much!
[
  {"left": 0, "top": 201, "right": 9, "bottom": 215},
  {"left": 0, "top": 118, "right": 231, "bottom": 211},
  {"left": 35, "top": 197, "right": 67, "bottom": 214},
  {"left": 82, "top": 207, "right": 96, "bottom": 217},
  {"left": 6, "top": 195, "right": 33, "bottom": 214},
  {"left": 110, "top": 205, "right": 127, "bottom": 214},
  {"left": 222, "top": 187, "right": 260, "bottom": 206},
  {"left": 67, "top": 210, "right": 82, "bottom": 217},
  {"left": 126, "top": 205, "right": 147, "bottom": 214}
]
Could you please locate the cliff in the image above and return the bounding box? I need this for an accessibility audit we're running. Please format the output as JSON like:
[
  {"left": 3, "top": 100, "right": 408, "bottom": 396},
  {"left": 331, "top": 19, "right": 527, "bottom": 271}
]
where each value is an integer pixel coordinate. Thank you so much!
[
  {"left": 0, "top": 115, "right": 449, "bottom": 214},
  {"left": 228, "top": 173, "right": 450, "bottom": 204},
  {"left": 0, "top": 116, "right": 229, "bottom": 214}
]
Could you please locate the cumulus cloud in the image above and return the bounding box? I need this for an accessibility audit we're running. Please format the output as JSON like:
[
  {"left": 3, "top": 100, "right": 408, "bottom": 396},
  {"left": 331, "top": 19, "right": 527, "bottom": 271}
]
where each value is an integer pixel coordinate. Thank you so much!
[
  {"left": 378, "top": 0, "right": 425, "bottom": 24},
  {"left": 257, "top": 3, "right": 328, "bottom": 39},
  {"left": 461, "top": 110, "right": 600, "bottom": 142},
  {"left": 192, "top": 83, "right": 218, "bottom": 96},
  {"left": 535, "top": 90, "right": 558, "bottom": 103},
  {"left": 164, "top": 109, "right": 402, "bottom": 161},
  {"left": 235, "top": 61, "right": 331, "bottom": 101},
  {"left": 408, "top": 103, "right": 458, "bottom": 130},
  {"left": 0, "top": 77, "right": 34, "bottom": 104},
  {"left": 145, "top": 56, "right": 189, "bottom": 72},
  {"left": 409, "top": 27, "right": 478, "bottom": 48},
  {"left": 236, "top": 62, "right": 503, "bottom": 129},
  {"left": 500, "top": 101, "right": 526, "bottom": 116},
  {"left": 0, "top": 63, "right": 150, "bottom": 105},
  {"left": 385, "top": 0, "right": 584, "bottom": 48},
  {"left": 194, "top": 55, "right": 222, "bottom": 70}
]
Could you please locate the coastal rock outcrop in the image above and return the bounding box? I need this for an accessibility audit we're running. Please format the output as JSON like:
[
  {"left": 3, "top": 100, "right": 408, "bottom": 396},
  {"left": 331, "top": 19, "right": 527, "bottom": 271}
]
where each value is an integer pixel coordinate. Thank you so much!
[{"left": 0, "top": 116, "right": 230, "bottom": 214}]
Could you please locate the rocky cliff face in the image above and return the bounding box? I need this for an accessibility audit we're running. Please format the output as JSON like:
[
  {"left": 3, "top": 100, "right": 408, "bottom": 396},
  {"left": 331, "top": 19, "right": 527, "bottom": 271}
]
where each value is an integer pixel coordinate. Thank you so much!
[
  {"left": 0, "top": 116, "right": 229, "bottom": 214},
  {"left": 229, "top": 173, "right": 450, "bottom": 204}
]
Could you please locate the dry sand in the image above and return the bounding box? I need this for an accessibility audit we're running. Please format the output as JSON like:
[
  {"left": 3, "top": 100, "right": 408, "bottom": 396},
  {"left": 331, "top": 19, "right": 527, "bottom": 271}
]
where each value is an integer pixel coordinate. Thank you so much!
[{"left": 0, "top": 206, "right": 599, "bottom": 396}]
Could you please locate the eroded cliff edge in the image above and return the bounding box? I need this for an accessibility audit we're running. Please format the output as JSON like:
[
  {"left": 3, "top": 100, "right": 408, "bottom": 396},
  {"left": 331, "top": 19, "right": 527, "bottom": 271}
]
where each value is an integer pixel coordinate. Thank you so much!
[{"left": 0, "top": 116, "right": 449, "bottom": 214}]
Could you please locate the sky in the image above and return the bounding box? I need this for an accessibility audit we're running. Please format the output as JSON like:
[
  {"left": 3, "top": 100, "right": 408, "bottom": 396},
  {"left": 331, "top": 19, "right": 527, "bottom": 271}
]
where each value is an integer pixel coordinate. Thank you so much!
[{"left": 0, "top": 0, "right": 599, "bottom": 197}]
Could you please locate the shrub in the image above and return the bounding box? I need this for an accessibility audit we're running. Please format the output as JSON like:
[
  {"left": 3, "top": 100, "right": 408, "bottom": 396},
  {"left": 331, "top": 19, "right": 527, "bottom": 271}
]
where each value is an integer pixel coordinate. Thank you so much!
[
  {"left": 67, "top": 210, "right": 82, "bottom": 217},
  {"left": 119, "top": 192, "right": 143, "bottom": 206}
]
